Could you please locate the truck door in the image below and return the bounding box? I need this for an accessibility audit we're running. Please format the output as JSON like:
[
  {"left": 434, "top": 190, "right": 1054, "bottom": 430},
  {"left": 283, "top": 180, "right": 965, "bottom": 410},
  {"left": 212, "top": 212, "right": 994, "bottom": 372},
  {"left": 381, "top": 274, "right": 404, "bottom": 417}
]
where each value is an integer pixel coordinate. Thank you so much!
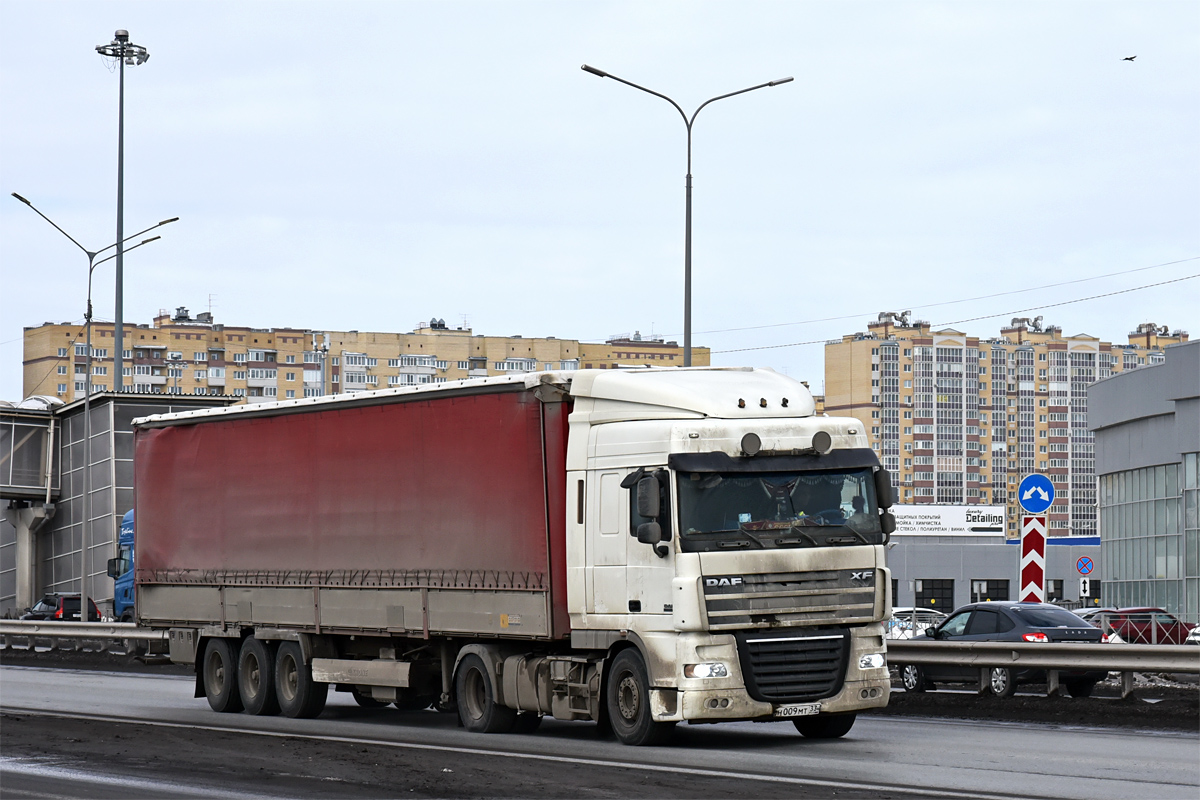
[
  {"left": 626, "top": 470, "right": 674, "bottom": 617},
  {"left": 587, "top": 470, "right": 627, "bottom": 614}
]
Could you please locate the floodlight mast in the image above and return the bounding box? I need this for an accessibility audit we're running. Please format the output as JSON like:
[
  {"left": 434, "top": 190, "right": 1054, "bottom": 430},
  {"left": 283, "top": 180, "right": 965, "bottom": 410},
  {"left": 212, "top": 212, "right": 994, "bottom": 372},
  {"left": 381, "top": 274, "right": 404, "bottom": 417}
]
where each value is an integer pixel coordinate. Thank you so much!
[{"left": 95, "top": 29, "right": 150, "bottom": 394}]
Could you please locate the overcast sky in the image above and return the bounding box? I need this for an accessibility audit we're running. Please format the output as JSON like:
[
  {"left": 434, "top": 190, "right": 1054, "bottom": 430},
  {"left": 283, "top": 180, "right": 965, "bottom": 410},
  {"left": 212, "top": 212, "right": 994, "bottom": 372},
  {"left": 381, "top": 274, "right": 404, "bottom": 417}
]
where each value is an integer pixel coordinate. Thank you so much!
[{"left": 2, "top": 1, "right": 1197, "bottom": 401}]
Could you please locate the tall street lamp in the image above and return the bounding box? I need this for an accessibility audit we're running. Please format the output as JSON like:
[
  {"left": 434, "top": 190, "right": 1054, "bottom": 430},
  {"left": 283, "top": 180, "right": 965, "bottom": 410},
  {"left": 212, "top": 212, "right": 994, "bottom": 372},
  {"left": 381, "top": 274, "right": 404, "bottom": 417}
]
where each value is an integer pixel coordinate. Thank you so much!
[
  {"left": 96, "top": 29, "right": 150, "bottom": 394},
  {"left": 581, "top": 65, "right": 792, "bottom": 366},
  {"left": 12, "top": 192, "right": 175, "bottom": 622}
]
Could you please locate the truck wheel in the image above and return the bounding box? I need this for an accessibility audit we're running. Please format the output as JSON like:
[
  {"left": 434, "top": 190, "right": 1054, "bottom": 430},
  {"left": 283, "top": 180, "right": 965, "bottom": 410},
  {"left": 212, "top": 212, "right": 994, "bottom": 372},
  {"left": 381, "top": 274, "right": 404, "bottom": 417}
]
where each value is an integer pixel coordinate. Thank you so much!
[
  {"left": 455, "top": 654, "right": 516, "bottom": 733},
  {"left": 606, "top": 649, "right": 675, "bottom": 746},
  {"left": 1064, "top": 679, "right": 1096, "bottom": 698},
  {"left": 793, "top": 712, "right": 857, "bottom": 739},
  {"left": 900, "top": 664, "right": 926, "bottom": 692},
  {"left": 238, "top": 637, "right": 280, "bottom": 716},
  {"left": 202, "top": 639, "right": 243, "bottom": 713},
  {"left": 989, "top": 667, "right": 1017, "bottom": 698},
  {"left": 275, "top": 641, "right": 328, "bottom": 718}
]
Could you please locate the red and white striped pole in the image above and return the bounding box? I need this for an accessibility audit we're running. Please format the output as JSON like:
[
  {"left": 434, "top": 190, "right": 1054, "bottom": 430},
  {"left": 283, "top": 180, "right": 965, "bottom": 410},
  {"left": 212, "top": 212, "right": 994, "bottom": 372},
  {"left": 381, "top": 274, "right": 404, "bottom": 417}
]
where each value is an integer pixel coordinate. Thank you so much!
[{"left": 1020, "top": 515, "right": 1046, "bottom": 602}]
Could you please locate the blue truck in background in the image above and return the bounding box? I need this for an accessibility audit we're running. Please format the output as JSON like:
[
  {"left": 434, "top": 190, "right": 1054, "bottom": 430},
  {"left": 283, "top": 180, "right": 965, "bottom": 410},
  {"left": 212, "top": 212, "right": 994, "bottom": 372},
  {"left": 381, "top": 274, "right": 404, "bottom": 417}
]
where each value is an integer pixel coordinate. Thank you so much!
[{"left": 106, "top": 509, "right": 136, "bottom": 622}]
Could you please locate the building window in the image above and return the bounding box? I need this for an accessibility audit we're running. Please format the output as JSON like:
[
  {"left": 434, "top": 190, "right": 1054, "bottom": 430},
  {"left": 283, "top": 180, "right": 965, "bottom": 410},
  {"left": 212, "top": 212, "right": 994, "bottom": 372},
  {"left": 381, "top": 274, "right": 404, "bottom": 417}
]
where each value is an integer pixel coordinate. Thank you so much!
[
  {"left": 57, "top": 365, "right": 68, "bottom": 375},
  {"left": 915, "top": 579, "right": 954, "bottom": 610},
  {"left": 286, "top": 372, "right": 296, "bottom": 381},
  {"left": 971, "top": 580, "right": 1009, "bottom": 603},
  {"left": 58, "top": 347, "right": 69, "bottom": 357},
  {"left": 1045, "top": 580, "right": 1064, "bottom": 602},
  {"left": 194, "top": 370, "right": 207, "bottom": 380},
  {"left": 286, "top": 389, "right": 296, "bottom": 398},
  {"left": 233, "top": 353, "right": 247, "bottom": 363},
  {"left": 233, "top": 388, "right": 246, "bottom": 397},
  {"left": 194, "top": 352, "right": 206, "bottom": 361},
  {"left": 75, "top": 345, "right": 87, "bottom": 356},
  {"left": 233, "top": 370, "right": 246, "bottom": 380},
  {"left": 286, "top": 355, "right": 296, "bottom": 364},
  {"left": 57, "top": 383, "right": 67, "bottom": 394}
]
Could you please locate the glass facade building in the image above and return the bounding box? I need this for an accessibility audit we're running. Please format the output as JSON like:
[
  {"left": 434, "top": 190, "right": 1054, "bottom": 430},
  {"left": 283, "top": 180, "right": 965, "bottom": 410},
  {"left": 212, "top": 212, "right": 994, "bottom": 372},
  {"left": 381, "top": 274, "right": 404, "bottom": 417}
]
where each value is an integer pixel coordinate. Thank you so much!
[{"left": 1090, "top": 341, "right": 1199, "bottom": 623}]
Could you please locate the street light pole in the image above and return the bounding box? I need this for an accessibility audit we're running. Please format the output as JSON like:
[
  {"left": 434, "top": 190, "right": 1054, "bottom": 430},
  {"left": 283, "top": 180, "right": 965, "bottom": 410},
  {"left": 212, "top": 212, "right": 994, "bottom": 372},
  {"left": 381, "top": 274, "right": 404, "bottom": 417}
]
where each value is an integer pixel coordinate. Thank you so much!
[
  {"left": 96, "top": 29, "right": 150, "bottom": 394},
  {"left": 12, "top": 193, "right": 174, "bottom": 621},
  {"left": 581, "top": 66, "right": 792, "bottom": 366}
]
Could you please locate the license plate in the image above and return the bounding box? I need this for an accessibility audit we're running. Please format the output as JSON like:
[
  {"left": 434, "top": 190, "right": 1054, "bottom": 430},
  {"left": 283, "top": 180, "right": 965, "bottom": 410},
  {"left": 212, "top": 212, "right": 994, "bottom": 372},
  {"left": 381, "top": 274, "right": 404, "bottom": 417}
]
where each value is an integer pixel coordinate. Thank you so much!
[{"left": 774, "top": 702, "right": 821, "bottom": 718}]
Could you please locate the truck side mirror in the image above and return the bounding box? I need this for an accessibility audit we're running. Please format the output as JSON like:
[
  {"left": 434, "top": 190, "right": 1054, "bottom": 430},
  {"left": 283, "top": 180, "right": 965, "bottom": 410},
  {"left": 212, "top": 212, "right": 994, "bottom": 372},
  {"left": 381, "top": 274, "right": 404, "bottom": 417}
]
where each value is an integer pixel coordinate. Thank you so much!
[
  {"left": 879, "top": 511, "right": 896, "bottom": 535},
  {"left": 107, "top": 557, "right": 121, "bottom": 578},
  {"left": 636, "top": 476, "right": 660, "bottom": 518},
  {"left": 636, "top": 522, "right": 670, "bottom": 559},
  {"left": 636, "top": 521, "right": 662, "bottom": 545},
  {"left": 874, "top": 468, "right": 894, "bottom": 509}
]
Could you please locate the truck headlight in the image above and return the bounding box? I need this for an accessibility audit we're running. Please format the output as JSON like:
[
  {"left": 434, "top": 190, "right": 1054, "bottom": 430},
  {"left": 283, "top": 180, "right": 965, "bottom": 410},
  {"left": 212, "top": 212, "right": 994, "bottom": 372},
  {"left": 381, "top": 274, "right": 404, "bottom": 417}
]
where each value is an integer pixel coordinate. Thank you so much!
[
  {"left": 858, "top": 653, "right": 886, "bottom": 670},
  {"left": 684, "top": 662, "right": 729, "bottom": 679}
]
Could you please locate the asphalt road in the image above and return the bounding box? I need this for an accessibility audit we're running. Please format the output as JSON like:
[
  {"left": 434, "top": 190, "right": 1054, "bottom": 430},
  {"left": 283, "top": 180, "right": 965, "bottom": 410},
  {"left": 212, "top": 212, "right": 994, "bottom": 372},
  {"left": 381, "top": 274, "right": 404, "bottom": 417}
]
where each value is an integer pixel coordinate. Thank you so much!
[{"left": 1, "top": 665, "right": 1197, "bottom": 799}]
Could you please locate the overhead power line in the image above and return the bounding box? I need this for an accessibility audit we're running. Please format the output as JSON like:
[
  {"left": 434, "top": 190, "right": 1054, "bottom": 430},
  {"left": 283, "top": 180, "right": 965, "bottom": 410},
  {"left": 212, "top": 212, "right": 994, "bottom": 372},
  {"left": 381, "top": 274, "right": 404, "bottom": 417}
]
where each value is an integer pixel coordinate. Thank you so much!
[
  {"left": 714, "top": 272, "right": 1199, "bottom": 354},
  {"left": 647, "top": 255, "right": 1199, "bottom": 341}
]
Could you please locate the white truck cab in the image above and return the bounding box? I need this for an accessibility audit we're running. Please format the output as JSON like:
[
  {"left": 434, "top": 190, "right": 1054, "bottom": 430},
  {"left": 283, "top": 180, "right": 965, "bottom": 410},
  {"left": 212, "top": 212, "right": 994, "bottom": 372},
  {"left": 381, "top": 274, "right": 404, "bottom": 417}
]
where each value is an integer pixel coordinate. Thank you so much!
[{"left": 564, "top": 367, "right": 893, "bottom": 737}]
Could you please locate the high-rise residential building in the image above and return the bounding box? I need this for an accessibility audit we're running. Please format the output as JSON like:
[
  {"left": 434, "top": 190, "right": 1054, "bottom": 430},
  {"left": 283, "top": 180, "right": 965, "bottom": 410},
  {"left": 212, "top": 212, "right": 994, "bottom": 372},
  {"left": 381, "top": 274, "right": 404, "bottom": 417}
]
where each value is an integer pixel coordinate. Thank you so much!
[
  {"left": 21, "top": 309, "right": 709, "bottom": 404},
  {"left": 825, "top": 314, "right": 1188, "bottom": 539}
]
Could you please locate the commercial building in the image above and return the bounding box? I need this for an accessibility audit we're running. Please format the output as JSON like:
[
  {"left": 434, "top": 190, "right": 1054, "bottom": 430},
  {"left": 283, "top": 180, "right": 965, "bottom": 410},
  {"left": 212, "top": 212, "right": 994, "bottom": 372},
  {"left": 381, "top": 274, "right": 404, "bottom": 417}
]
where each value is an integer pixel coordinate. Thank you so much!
[
  {"left": 1089, "top": 340, "right": 1199, "bottom": 622},
  {"left": 22, "top": 310, "right": 709, "bottom": 403},
  {"left": 825, "top": 315, "right": 1187, "bottom": 611}
]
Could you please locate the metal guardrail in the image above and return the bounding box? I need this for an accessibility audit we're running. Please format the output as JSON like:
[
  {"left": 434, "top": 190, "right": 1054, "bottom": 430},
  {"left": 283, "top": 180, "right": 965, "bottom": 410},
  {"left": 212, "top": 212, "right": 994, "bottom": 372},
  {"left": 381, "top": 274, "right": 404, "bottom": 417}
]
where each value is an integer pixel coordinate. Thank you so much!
[
  {"left": 0, "top": 620, "right": 167, "bottom": 643},
  {"left": 887, "top": 639, "right": 1200, "bottom": 674}
]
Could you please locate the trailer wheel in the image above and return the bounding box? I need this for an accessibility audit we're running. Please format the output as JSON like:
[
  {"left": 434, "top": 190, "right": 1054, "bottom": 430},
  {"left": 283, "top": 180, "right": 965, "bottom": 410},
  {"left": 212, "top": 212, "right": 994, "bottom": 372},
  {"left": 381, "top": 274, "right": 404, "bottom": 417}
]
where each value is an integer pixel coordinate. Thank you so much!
[
  {"left": 455, "top": 654, "right": 516, "bottom": 733},
  {"left": 793, "top": 712, "right": 856, "bottom": 739},
  {"left": 238, "top": 637, "right": 280, "bottom": 716},
  {"left": 606, "top": 649, "right": 675, "bottom": 746},
  {"left": 202, "top": 639, "right": 243, "bottom": 713},
  {"left": 275, "top": 641, "right": 328, "bottom": 718}
]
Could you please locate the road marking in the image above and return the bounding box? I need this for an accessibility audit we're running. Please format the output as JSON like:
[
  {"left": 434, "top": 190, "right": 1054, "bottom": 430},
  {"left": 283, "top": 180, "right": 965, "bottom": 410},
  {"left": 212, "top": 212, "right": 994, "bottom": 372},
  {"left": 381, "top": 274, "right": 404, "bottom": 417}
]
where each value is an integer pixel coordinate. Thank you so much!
[
  {"left": 0, "top": 755, "right": 281, "bottom": 799},
  {"left": 2, "top": 707, "right": 1047, "bottom": 800}
]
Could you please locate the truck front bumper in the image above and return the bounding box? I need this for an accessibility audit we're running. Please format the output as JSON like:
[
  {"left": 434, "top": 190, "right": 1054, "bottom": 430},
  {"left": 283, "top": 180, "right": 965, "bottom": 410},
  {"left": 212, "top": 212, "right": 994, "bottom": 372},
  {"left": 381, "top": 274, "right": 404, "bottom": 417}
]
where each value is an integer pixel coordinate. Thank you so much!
[{"left": 666, "top": 674, "right": 890, "bottom": 723}]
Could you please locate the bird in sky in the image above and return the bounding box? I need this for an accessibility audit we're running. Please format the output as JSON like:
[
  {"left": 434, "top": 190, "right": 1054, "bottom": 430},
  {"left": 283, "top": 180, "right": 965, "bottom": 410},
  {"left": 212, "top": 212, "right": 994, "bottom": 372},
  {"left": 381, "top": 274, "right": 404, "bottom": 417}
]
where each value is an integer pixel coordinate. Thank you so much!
[{"left": 1123, "top": 55, "right": 1137, "bottom": 61}]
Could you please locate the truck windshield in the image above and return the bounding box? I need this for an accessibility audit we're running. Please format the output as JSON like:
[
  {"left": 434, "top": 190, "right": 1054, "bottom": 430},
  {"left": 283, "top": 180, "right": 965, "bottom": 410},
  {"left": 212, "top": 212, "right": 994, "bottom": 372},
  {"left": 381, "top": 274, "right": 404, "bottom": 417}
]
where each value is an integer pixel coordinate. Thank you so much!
[{"left": 677, "top": 468, "right": 883, "bottom": 552}]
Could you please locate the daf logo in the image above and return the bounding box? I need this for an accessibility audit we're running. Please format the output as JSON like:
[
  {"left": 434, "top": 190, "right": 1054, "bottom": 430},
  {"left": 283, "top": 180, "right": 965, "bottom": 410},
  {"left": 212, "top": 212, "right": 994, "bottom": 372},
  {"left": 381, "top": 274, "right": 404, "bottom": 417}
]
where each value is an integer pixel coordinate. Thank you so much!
[{"left": 705, "top": 577, "right": 744, "bottom": 587}]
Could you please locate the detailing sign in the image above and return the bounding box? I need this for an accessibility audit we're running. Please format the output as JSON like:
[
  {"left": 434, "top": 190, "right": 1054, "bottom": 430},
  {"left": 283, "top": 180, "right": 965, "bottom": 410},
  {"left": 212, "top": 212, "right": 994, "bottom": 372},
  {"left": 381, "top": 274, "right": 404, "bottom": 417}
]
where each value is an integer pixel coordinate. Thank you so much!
[{"left": 890, "top": 505, "right": 1006, "bottom": 536}]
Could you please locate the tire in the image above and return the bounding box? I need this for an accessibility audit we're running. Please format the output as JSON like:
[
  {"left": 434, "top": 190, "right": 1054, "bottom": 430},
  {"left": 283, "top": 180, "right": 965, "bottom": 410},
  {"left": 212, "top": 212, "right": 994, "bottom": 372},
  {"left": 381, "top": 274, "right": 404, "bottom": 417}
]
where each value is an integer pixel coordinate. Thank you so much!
[
  {"left": 202, "top": 638, "right": 243, "bottom": 713},
  {"left": 1064, "top": 679, "right": 1096, "bottom": 699},
  {"left": 793, "top": 713, "right": 857, "bottom": 739},
  {"left": 511, "top": 712, "right": 542, "bottom": 734},
  {"left": 238, "top": 637, "right": 280, "bottom": 716},
  {"left": 989, "top": 667, "right": 1016, "bottom": 698},
  {"left": 606, "top": 649, "right": 676, "bottom": 746},
  {"left": 275, "top": 641, "right": 328, "bottom": 719},
  {"left": 455, "top": 654, "right": 517, "bottom": 733},
  {"left": 900, "top": 664, "right": 926, "bottom": 693}
]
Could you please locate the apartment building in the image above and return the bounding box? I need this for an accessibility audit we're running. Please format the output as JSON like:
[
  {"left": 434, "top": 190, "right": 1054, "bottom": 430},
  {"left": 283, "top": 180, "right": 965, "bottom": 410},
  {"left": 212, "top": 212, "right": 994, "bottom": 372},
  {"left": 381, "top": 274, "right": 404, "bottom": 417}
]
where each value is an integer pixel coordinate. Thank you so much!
[
  {"left": 22, "top": 310, "right": 708, "bottom": 404},
  {"left": 825, "top": 314, "right": 1188, "bottom": 539}
]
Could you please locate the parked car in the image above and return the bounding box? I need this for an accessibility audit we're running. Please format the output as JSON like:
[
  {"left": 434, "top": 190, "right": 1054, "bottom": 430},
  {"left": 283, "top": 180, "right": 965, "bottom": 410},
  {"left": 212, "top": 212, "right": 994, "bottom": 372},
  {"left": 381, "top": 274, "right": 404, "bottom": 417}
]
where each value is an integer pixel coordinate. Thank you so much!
[
  {"left": 1186, "top": 626, "right": 1200, "bottom": 646},
  {"left": 1074, "top": 607, "right": 1117, "bottom": 624},
  {"left": 20, "top": 593, "right": 101, "bottom": 622},
  {"left": 886, "top": 607, "right": 947, "bottom": 640},
  {"left": 896, "top": 601, "right": 1109, "bottom": 698},
  {"left": 1102, "top": 607, "right": 1193, "bottom": 645}
]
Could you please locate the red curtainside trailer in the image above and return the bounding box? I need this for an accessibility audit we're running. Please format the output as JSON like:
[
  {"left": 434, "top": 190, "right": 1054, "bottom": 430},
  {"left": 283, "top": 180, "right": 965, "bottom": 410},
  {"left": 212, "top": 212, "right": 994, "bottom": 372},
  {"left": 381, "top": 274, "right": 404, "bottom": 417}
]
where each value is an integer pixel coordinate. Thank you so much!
[{"left": 134, "top": 382, "right": 571, "bottom": 640}]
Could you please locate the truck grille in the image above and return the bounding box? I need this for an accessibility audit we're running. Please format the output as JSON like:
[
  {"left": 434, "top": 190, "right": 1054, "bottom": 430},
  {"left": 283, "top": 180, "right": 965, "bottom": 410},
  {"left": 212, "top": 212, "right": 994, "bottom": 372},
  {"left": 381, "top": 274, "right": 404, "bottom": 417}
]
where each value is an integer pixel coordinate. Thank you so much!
[
  {"left": 702, "top": 569, "right": 877, "bottom": 631},
  {"left": 735, "top": 628, "right": 850, "bottom": 703}
]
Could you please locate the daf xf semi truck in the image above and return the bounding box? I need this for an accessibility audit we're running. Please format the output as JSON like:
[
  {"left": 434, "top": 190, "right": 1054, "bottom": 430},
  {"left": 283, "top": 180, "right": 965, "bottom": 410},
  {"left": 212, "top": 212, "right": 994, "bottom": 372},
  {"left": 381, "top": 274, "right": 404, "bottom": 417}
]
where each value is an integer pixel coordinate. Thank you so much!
[{"left": 131, "top": 367, "right": 894, "bottom": 744}]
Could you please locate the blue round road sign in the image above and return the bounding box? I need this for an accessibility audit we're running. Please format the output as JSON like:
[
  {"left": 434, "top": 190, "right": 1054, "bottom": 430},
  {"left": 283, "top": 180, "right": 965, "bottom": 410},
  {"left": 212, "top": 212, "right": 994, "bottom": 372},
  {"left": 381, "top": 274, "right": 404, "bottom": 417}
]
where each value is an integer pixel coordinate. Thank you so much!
[
  {"left": 1077, "top": 556, "right": 1094, "bottom": 575},
  {"left": 1018, "top": 473, "right": 1055, "bottom": 514}
]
